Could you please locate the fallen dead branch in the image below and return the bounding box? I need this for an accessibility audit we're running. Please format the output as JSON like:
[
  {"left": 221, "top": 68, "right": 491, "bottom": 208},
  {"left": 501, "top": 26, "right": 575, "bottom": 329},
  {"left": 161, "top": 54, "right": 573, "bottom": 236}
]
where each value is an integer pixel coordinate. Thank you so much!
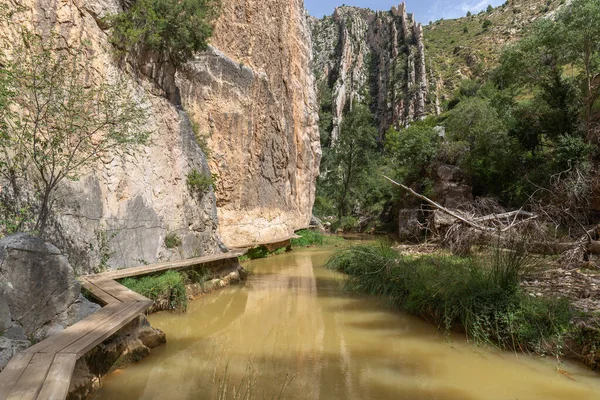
[{"left": 384, "top": 175, "right": 537, "bottom": 234}]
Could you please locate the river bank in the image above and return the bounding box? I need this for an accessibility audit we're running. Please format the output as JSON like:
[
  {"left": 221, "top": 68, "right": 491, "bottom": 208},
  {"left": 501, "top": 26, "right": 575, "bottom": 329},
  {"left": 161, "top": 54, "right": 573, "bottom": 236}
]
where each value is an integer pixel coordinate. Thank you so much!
[{"left": 325, "top": 242, "right": 600, "bottom": 372}]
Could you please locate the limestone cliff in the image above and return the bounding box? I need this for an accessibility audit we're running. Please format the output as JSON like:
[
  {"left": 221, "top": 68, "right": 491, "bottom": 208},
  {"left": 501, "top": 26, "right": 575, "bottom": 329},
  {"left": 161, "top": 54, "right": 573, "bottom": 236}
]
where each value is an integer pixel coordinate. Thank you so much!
[
  {"left": 310, "top": 3, "right": 431, "bottom": 142},
  {"left": 0, "top": 0, "right": 320, "bottom": 270},
  {"left": 178, "top": 0, "right": 321, "bottom": 246}
]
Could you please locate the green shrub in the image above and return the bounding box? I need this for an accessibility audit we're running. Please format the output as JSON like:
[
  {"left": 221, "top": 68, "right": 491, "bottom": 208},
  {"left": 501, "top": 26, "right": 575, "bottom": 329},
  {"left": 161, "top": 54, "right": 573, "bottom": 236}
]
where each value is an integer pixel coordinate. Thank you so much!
[
  {"left": 120, "top": 270, "right": 187, "bottom": 312},
  {"left": 187, "top": 169, "right": 214, "bottom": 196},
  {"left": 339, "top": 216, "right": 358, "bottom": 232},
  {"left": 291, "top": 230, "right": 324, "bottom": 247},
  {"left": 164, "top": 232, "right": 182, "bottom": 249},
  {"left": 107, "top": 0, "right": 221, "bottom": 66},
  {"left": 326, "top": 244, "right": 573, "bottom": 354}
]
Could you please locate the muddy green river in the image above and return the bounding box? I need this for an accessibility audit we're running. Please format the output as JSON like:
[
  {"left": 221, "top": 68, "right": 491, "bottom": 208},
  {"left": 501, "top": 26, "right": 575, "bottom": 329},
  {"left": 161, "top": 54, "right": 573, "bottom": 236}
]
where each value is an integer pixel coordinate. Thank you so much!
[{"left": 95, "top": 247, "right": 600, "bottom": 399}]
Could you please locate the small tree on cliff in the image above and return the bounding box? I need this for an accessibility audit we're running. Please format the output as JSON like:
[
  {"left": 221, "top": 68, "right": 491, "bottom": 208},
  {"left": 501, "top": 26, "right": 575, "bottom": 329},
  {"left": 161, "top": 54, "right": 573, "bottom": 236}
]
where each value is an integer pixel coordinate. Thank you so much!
[
  {"left": 0, "top": 32, "right": 149, "bottom": 236},
  {"left": 107, "top": 0, "right": 221, "bottom": 66}
]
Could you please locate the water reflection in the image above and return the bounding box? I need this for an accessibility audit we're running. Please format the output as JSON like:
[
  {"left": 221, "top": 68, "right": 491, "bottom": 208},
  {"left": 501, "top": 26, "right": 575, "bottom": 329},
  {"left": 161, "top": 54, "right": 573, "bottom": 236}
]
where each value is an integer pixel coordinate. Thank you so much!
[{"left": 94, "top": 247, "right": 600, "bottom": 400}]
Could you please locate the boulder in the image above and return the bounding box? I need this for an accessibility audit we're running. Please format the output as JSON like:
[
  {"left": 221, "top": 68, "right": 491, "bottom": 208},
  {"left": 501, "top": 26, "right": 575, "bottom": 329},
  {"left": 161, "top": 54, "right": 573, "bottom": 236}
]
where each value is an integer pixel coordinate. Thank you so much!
[
  {"left": 398, "top": 208, "right": 423, "bottom": 241},
  {"left": 0, "top": 233, "right": 100, "bottom": 369},
  {"left": 0, "top": 233, "right": 80, "bottom": 336},
  {"left": 0, "top": 337, "right": 30, "bottom": 370}
]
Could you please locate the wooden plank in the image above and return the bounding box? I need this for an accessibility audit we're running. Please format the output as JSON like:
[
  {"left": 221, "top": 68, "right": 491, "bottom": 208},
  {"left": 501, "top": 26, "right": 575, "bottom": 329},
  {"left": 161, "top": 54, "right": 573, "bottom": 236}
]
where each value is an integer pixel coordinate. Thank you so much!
[
  {"left": 0, "top": 352, "right": 35, "bottom": 399},
  {"left": 229, "top": 237, "right": 297, "bottom": 250},
  {"left": 25, "top": 303, "right": 128, "bottom": 355},
  {"left": 6, "top": 352, "right": 54, "bottom": 400},
  {"left": 79, "top": 277, "right": 122, "bottom": 306},
  {"left": 86, "top": 250, "right": 246, "bottom": 281},
  {"left": 36, "top": 353, "right": 77, "bottom": 400},
  {"left": 88, "top": 278, "right": 148, "bottom": 303},
  {"left": 61, "top": 301, "right": 152, "bottom": 358}
]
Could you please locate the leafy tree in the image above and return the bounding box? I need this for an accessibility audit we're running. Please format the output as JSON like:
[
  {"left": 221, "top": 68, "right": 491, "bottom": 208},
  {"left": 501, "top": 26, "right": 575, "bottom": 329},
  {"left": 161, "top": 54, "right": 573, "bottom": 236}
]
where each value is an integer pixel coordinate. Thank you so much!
[
  {"left": 0, "top": 32, "right": 149, "bottom": 236},
  {"left": 487, "top": 4, "right": 494, "bottom": 12},
  {"left": 385, "top": 121, "right": 440, "bottom": 189},
  {"left": 107, "top": 0, "right": 221, "bottom": 66},
  {"left": 444, "top": 97, "right": 520, "bottom": 200},
  {"left": 498, "top": 0, "right": 600, "bottom": 141},
  {"left": 318, "top": 104, "right": 378, "bottom": 218},
  {"left": 317, "top": 81, "right": 334, "bottom": 148},
  {"left": 556, "top": 0, "right": 600, "bottom": 140}
]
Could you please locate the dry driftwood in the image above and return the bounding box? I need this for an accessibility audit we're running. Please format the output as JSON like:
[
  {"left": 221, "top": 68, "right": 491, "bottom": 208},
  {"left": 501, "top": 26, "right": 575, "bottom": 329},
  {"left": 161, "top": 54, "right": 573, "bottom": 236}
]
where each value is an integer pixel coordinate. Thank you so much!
[
  {"left": 383, "top": 176, "right": 600, "bottom": 258},
  {"left": 384, "top": 176, "right": 537, "bottom": 233}
]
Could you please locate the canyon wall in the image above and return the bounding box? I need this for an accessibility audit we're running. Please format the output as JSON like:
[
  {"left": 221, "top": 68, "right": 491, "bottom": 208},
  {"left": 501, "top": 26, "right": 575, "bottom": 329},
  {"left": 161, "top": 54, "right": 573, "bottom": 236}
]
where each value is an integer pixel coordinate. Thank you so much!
[
  {"left": 0, "top": 0, "right": 320, "bottom": 271},
  {"left": 178, "top": 0, "right": 321, "bottom": 247},
  {"left": 310, "top": 2, "right": 431, "bottom": 142}
]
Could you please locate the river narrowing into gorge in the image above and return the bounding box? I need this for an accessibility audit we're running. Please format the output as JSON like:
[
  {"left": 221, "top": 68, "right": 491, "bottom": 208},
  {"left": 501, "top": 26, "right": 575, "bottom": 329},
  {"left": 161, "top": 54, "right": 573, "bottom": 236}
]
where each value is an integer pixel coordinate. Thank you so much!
[{"left": 94, "top": 247, "right": 600, "bottom": 399}]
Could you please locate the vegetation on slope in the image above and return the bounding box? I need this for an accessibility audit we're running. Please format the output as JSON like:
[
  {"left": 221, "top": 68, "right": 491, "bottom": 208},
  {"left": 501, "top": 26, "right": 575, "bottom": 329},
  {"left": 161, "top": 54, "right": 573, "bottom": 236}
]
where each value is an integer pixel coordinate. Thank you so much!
[
  {"left": 425, "top": 0, "right": 567, "bottom": 100},
  {"left": 315, "top": 0, "right": 600, "bottom": 232}
]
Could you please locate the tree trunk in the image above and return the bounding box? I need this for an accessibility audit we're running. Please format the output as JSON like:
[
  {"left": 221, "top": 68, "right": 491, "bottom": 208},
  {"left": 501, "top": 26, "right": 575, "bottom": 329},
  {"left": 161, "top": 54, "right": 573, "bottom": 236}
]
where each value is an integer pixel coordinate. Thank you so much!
[{"left": 35, "top": 187, "right": 52, "bottom": 237}]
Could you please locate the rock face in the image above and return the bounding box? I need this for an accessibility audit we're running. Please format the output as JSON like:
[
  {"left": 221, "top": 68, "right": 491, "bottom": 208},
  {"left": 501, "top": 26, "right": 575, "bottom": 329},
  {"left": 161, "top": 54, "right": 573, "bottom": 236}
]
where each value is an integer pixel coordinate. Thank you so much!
[
  {"left": 0, "top": 233, "right": 100, "bottom": 369},
  {"left": 0, "top": 0, "right": 320, "bottom": 269},
  {"left": 310, "top": 2, "right": 431, "bottom": 142},
  {"left": 178, "top": 0, "right": 321, "bottom": 246}
]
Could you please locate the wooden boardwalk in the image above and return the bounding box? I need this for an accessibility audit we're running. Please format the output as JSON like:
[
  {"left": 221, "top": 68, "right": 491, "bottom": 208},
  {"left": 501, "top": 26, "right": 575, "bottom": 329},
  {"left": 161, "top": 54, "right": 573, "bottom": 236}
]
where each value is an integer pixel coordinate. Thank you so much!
[
  {"left": 229, "top": 234, "right": 301, "bottom": 252},
  {"left": 0, "top": 250, "right": 246, "bottom": 400}
]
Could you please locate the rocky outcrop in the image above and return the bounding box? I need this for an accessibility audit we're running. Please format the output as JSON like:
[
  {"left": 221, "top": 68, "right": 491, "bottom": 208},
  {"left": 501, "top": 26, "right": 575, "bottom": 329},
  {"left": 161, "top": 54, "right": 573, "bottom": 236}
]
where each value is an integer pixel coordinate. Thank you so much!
[
  {"left": 0, "top": 0, "right": 321, "bottom": 270},
  {"left": 311, "top": 2, "right": 431, "bottom": 142},
  {"left": 178, "top": 0, "right": 321, "bottom": 247},
  {"left": 0, "top": 0, "right": 224, "bottom": 274},
  {"left": 0, "top": 234, "right": 100, "bottom": 369}
]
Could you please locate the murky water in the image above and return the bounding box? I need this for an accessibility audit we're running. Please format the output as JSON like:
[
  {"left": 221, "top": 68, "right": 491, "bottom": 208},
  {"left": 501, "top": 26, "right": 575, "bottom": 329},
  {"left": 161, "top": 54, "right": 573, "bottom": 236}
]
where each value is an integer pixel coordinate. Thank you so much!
[{"left": 95, "top": 247, "right": 600, "bottom": 400}]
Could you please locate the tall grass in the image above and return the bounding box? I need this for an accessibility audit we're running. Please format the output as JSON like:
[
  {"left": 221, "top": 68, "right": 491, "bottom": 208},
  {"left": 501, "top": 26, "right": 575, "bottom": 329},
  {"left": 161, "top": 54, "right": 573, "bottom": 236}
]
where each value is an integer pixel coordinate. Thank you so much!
[
  {"left": 120, "top": 270, "right": 188, "bottom": 312},
  {"left": 326, "top": 243, "right": 573, "bottom": 354}
]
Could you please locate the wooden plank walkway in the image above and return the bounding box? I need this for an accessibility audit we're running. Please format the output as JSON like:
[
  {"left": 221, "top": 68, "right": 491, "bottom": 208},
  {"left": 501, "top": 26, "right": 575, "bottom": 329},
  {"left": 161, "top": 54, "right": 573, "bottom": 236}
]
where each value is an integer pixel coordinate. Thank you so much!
[
  {"left": 229, "top": 235, "right": 301, "bottom": 252},
  {"left": 0, "top": 250, "right": 247, "bottom": 400}
]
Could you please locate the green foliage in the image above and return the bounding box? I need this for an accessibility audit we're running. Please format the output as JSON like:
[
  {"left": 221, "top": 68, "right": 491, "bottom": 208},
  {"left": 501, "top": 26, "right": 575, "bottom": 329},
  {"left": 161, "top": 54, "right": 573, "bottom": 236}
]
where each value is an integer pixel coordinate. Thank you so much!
[
  {"left": 326, "top": 244, "right": 573, "bottom": 354},
  {"left": 482, "top": 19, "right": 492, "bottom": 29},
  {"left": 317, "top": 81, "right": 334, "bottom": 147},
  {"left": 554, "top": 134, "right": 593, "bottom": 170},
  {"left": 385, "top": 120, "right": 440, "bottom": 188},
  {"left": 317, "top": 104, "right": 383, "bottom": 219},
  {"left": 245, "top": 245, "right": 287, "bottom": 260},
  {"left": 497, "top": 0, "right": 600, "bottom": 140},
  {"left": 187, "top": 169, "right": 215, "bottom": 196},
  {"left": 0, "top": 198, "right": 34, "bottom": 238},
  {"left": 164, "top": 232, "right": 182, "bottom": 249},
  {"left": 291, "top": 230, "right": 324, "bottom": 247},
  {"left": 291, "top": 229, "right": 345, "bottom": 247},
  {"left": 444, "top": 97, "right": 520, "bottom": 200},
  {"left": 107, "top": 0, "right": 220, "bottom": 66},
  {"left": 312, "top": 195, "right": 336, "bottom": 218},
  {"left": 120, "top": 271, "right": 188, "bottom": 312}
]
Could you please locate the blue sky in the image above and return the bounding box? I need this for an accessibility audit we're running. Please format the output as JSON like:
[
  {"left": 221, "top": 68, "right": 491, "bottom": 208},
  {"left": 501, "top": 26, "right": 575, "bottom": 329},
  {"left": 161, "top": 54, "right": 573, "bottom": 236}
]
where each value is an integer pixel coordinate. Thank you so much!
[{"left": 305, "top": 0, "right": 506, "bottom": 24}]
